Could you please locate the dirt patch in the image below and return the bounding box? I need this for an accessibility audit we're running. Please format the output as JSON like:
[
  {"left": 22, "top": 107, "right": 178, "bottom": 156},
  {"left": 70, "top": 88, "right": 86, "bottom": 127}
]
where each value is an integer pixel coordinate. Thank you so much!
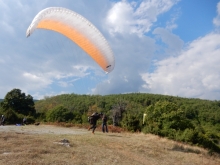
[{"left": 0, "top": 125, "right": 88, "bottom": 135}]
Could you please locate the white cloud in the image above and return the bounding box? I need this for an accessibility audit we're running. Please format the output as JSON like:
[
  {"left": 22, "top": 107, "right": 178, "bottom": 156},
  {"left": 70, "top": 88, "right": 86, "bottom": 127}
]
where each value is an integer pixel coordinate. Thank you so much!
[
  {"left": 153, "top": 27, "right": 184, "bottom": 57},
  {"left": 142, "top": 32, "right": 220, "bottom": 100},
  {"left": 165, "top": 8, "right": 180, "bottom": 31},
  {"left": 213, "top": 2, "right": 220, "bottom": 27},
  {"left": 106, "top": 1, "right": 134, "bottom": 34},
  {"left": 106, "top": 0, "right": 179, "bottom": 35},
  {"left": 58, "top": 81, "right": 74, "bottom": 88},
  {"left": 92, "top": 34, "right": 155, "bottom": 95},
  {"left": 22, "top": 72, "right": 52, "bottom": 89}
]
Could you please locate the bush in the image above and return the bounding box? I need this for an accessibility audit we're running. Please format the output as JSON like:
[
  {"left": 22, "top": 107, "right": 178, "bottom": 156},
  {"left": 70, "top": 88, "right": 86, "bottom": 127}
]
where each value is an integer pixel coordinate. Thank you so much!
[
  {"left": 4, "top": 108, "right": 19, "bottom": 124},
  {"left": 81, "top": 113, "right": 89, "bottom": 124},
  {"left": 72, "top": 111, "right": 82, "bottom": 124},
  {"left": 121, "top": 113, "right": 141, "bottom": 132},
  {"left": 46, "top": 106, "right": 74, "bottom": 122},
  {"left": 35, "top": 112, "right": 46, "bottom": 122},
  {"left": 25, "top": 116, "right": 35, "bottom": 124},
  {"left": 179, "top": 128, "right": 195, "bottom": 143}
]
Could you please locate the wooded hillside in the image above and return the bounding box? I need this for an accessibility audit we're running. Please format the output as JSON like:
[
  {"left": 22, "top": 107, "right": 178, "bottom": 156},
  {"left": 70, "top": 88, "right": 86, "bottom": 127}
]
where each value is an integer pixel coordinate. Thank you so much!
[
  {"left": 34, "top": 93, "right": 220, "bottom": 153},
  {"left": 1, "top": 92, "right": 220, "bottom": 153}
]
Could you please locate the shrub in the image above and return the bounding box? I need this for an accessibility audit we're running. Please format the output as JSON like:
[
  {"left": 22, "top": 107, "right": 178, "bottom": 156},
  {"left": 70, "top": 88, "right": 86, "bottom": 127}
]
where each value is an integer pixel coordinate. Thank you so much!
[
  {"left": 72, "top": 111, "right": 82, "bottom": 124},
  {"left": 179, "top": 128, "right": 195, "bottom": 143},
  {"left": 121, "top": 113, "right": 141, "bottom": 132},
  {"left": 81, "top": 113, "right": 89, "bottom": 124},
  {"left": 4, "top": 108, "right": 19, "bottom": 124},
  {"left": 46, "top": 106, "right": 74, "bottom": 122}
]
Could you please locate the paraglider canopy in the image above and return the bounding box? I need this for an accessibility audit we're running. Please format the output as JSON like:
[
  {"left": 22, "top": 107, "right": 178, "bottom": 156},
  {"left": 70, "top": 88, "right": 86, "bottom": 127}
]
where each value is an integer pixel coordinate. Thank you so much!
[{"left": 26, "top": 7, "right": 115, "bottom": 73}]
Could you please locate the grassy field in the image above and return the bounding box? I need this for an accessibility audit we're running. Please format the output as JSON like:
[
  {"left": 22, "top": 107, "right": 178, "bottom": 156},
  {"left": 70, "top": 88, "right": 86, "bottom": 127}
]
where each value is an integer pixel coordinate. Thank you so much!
[{"left": 0, "top": 125, "right": 219, "bottom": 165}]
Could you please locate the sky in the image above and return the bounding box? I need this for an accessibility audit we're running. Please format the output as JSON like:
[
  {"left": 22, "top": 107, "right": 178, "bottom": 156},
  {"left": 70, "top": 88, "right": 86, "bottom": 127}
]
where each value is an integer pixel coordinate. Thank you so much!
[{"left": 0, "top": 0, "right": 220, "bottom": 100}]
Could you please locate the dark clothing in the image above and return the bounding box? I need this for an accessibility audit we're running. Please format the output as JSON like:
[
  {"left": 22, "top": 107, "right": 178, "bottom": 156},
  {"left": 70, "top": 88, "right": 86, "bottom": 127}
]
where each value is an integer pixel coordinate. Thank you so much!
[
  {"left": 88, "top": 113, "right": 100, "bottom": 133},
  {"left": 102, "top": 123, "right": 108, "bottom": 133},
  {"left": 102, "top": 116, "right": 107, "bottom": 124},
  {"left": 1, "top": 116, "right": 5, "bottom": 126},
  {"left": 89, "top": 123, "right": 97, "bottom": 133},
  {"left": 102, "top": 116, "right": 108, "bottom": 133}
]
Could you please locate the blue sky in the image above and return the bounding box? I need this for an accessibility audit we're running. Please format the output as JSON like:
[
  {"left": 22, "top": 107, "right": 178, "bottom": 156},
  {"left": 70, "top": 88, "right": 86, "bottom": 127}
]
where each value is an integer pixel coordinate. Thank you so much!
[{"left": 0, "top": 0, "right": 220, "bottom": 100}]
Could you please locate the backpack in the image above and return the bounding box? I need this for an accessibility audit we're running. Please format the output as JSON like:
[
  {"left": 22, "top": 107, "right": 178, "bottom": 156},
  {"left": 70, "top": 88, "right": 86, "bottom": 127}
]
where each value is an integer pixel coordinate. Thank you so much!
[
  {"left": 88, "top": 116, "right": 94, "bottom": 124},
  {"left": 88, "top": 112, "right": 99, "bottom": 124}
]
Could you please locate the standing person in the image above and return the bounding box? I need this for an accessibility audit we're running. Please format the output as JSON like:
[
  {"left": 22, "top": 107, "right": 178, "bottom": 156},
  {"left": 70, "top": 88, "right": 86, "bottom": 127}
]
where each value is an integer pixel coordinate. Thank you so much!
[
  {"left": 102, "top": 114, "right": 108, "bottom": 133},
  {"left": 88, "top": 112, "right": 102, "bottom": 134},
  {"left": 1, "top": 115, "right": 5, "bottom": 126}
]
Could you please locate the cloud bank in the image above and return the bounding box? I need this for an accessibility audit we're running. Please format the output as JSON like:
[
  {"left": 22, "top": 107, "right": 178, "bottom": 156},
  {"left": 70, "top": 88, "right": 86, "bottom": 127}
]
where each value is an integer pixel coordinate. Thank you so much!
[{"left": 142, "top": 32, "right": 220, "bottom": 100}]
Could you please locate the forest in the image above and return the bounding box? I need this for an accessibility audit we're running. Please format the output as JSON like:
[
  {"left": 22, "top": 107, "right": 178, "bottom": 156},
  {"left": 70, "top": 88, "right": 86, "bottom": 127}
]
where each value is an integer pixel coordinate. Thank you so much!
[{"left": 0, "top": 88, "right": 220, "bottom": 153}]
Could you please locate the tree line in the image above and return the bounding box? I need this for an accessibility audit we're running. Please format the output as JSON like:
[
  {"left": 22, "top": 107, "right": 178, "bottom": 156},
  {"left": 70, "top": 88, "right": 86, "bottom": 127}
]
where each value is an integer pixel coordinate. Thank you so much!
[{"left": 0, "top": 88, "right": 220, "bottom": 153}]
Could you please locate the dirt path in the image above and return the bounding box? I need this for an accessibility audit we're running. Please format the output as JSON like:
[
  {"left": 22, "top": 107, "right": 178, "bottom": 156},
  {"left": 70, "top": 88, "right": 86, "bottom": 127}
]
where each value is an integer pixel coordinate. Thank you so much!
[{"left": 0, "top": 125, "right": 88, "bottom": 135}]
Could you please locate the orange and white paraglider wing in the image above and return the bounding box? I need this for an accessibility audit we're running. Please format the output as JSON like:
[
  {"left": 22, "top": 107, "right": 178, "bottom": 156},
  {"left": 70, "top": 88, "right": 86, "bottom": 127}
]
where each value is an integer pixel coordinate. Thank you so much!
[{"left": 26, "top": 7, "right": 115, "bottom": 73}]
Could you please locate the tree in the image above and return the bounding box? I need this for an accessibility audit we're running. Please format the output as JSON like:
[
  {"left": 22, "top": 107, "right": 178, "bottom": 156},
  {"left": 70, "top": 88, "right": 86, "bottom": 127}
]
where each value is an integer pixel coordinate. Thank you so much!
[
  {"left": 46, "top": 105, "right": 74, "bottom": 122},
  {"left": 1, "top": 88, "right": 36, "bottom": 116},
  {"left": 111, "top": 99, "right": 127, "bottom": 126},
  {"left": 143, "top": 101, "right": 194, "bottom": 137},
  {"left": 121, "top": 113, "right": 141, "bottom": 132}
]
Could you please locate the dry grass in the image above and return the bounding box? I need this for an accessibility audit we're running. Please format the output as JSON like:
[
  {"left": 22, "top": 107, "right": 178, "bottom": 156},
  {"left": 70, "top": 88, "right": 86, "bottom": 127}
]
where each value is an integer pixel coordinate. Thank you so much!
[
  {"left": 47, "top": 122, "right": 125, "bottom": 133},
  {"left": 0, "top": 125, "right": 219, "bottom": 165}
]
